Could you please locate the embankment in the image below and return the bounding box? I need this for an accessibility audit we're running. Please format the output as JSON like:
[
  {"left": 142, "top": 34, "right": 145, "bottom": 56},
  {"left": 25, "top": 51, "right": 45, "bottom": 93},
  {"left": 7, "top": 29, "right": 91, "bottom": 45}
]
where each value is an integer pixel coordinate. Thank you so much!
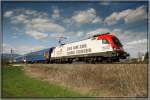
[{"left": 23, "top": 64, "right": 148, "bottom": 97}]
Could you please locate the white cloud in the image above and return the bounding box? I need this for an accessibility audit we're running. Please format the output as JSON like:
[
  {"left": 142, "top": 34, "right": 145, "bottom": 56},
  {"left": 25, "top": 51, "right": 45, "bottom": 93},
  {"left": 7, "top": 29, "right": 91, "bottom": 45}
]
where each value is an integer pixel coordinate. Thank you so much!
[
  {"left": 72, "top": 8, "right": 102, "bottom": 24},
  {"left": 100, "top": 1, "right": 110, "bottom": 6},
  {"left": 104, "top": 5, "right": 147, "bottom": 25},
  {"left": 7, "top": 9, "right": 49, "bottom": 25},
  {"left": 124, "top": 6, "right": 147, "bottom": 23},
  {"left": 11, "top": 14, "right": 29, "bottom": 24},
  {"left": 52, "top": 8, "right": 60, "bottom": 19},
  {"left": 67, "top": 31, "right": 84, "bottom": 38},
  {"left": 92, "top": 17, "right": 102, "bottom": 23},
  {"left": 116, "top": 31, "right": 147, "bottom": 44},
  {"left": 31, "top": 18, "right": 50, "bottom": 23},
  {"left": 112, "top": 29, "right": 122, "bottom": 34},
  {"left": 14, "top": 8, "right": 48, "bottom": 18},
  {"left": 13, "top": 27, "right": 21, "bottom": 32},
  {"left": 26, "top": 17, "right": 65, "bottom": 33},
  {"left": 50, "top": 33, "right": 65, "bottom": 38},
  {"left": 3, "top": 43, "right": 7, "bottom": 47},
  {"left": 63, "top": 18, "right": 72, "bottom": 24},
  {"left": 4, "top": 11, "right": 13, "bottom": 17},
  {"left": 25, "top": 31, "right": 48, "bottom": 40},
  {"left": 125, "top": 38, "right": 147, "bottom": 45},
  {"left": 76, "top": 31, "right": 84, "bottom": 37},
  {"left": 24, "top": 9, "right": 37, "bottom": 15},
  {"left": 7, "top": 9, "right": 65, "bottom": 40},
  {"left": 104, "top": 12, "right": 119, "bottom": 25},
  {"left": 86, "top": 28, "right": 110, "bottom": 38},
  {"left": 124, "top": 39, "right": 147, "bottom": 58},
  {"left": 2, "top": 43, "right": 11, "bottom": 53}
]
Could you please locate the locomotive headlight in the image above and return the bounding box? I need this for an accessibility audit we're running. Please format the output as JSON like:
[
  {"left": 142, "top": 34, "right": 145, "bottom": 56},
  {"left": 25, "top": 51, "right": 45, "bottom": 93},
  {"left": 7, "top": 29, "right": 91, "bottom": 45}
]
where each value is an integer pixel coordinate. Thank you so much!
[
  {"left": 23, "top": 59, "right": 26, "bottom": 62},
  {"left": 113, "top": 47, "right": 117, "bottom": 51},
  {"left": 113, "top": 47, "right": 123, "bottom": 51},
  {"left": 120, "top": 47, "right": 124, "bottom": 51}
]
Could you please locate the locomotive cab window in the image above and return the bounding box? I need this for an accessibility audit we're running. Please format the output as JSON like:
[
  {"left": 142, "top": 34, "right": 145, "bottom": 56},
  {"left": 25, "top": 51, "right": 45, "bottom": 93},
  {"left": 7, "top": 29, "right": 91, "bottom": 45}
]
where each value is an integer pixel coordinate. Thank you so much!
[
  {"left": 112, "top": 37, "right": 122, "bottom": 47},
  {"left": 102, "top": 39, "right": 109, "bottom": 44}
]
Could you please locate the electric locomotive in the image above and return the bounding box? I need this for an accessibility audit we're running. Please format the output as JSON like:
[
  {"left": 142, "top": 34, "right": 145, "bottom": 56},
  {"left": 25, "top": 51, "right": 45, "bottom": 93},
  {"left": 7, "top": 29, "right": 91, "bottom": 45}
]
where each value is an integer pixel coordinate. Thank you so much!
[
  {"left": 14, "top": 32, "right": 129, "bottom": 63},
  {"left": 48, "top": 33, "right": 129, "bottom": 63}
]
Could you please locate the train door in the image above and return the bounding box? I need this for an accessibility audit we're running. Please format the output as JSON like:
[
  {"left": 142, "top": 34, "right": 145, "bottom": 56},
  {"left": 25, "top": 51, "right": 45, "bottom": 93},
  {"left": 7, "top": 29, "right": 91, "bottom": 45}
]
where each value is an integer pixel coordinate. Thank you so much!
[
  {"left": 44, "top": 48, "right": 54, "bottom": 63},
  {"left": 49, "top": 48, "right": 53, "bottom": 58}
]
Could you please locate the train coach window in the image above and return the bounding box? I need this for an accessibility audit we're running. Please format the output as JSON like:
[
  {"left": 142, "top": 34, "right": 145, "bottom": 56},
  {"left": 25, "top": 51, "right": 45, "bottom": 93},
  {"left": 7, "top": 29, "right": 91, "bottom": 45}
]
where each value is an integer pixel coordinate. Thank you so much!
[{"left": 102, "top": 39, "right": 109, "bottom": 44}]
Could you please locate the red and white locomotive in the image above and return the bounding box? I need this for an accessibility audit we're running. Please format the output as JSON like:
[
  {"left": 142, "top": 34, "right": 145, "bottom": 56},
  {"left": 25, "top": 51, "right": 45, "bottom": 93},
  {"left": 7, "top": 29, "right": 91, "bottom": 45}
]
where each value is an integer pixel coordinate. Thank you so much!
[{"left": 49, "top": 32, "right": 129, "bottom": 63}]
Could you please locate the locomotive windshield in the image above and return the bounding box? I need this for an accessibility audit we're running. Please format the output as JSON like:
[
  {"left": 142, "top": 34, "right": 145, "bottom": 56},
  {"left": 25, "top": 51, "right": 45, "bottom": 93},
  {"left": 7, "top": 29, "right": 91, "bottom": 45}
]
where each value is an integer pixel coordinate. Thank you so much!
[
  {"left": 102, "top": 39, "right": 109, "bottom": 44},
  {"left": 112, "top": 37, "right": 122, "bottom": 47}
]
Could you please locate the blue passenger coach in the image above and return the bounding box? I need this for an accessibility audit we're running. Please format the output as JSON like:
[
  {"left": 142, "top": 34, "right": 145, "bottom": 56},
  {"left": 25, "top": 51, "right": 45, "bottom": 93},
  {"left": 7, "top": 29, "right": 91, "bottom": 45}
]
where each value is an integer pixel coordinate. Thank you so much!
[{"left": 14, "top": 48, "right": 53, "bottom": 63}]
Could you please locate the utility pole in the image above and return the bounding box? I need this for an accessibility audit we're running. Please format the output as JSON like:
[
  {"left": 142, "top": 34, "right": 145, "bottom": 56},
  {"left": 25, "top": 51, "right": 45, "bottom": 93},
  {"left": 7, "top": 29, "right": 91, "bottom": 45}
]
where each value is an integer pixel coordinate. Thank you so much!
[{"left": 138, "top": 51, "right": 141, "bottom": 62}]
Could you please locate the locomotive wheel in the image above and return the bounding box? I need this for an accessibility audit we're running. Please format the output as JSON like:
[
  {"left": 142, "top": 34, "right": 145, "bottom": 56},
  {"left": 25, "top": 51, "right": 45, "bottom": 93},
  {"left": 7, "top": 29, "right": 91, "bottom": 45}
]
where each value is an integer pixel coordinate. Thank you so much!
[
  {"left": 101, "top": 57, "right": 108, "bottom": 63},
  {"left": 107, "top": 58, "right": 112, "bottom": 63},
  {"left": 95, "top": 57, "right": 102, "bottom": 63},
  {"left": 67, "top": 58, "right": 72, "bottom": 64}
]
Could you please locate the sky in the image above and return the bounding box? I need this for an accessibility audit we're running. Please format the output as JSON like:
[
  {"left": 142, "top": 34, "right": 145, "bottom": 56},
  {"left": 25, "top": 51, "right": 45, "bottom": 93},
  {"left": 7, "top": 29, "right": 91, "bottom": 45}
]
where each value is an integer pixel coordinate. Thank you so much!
[{"left": 2, "top": 1, "right": 148, "bottom": 58}]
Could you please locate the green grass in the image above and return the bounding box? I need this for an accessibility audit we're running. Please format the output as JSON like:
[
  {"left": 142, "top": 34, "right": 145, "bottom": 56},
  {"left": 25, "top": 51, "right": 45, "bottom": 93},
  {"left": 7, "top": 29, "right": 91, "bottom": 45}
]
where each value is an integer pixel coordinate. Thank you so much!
[{"left": 2, "top": 65, "right": 81, "bottom": 97}]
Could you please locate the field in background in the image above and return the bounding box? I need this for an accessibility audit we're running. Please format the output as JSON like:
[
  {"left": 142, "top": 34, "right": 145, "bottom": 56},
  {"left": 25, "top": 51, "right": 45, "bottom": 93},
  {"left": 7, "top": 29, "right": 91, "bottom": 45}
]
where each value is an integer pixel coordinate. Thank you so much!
[
  {"left": 24, "top": 64, "right": 148, "bottom": 97},
  {"left": 2, "top": 65, "right": 82, "bottom": 97}
]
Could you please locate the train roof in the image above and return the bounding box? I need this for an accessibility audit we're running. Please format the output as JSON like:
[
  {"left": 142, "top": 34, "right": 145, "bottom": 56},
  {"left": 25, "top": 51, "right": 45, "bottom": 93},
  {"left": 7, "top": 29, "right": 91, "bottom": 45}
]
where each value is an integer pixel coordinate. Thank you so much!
[
  {"left": 14, "top": 48, "right": 50, "bottom": 59},
  {"left": 14, "top": 55, "right": 24, "bottom": 59},
  {"left": 92, "top": 32, "right": 111, "bottom": 37},
  {"left": 58, "top": 32, "right": 115, "bottom": 46}
]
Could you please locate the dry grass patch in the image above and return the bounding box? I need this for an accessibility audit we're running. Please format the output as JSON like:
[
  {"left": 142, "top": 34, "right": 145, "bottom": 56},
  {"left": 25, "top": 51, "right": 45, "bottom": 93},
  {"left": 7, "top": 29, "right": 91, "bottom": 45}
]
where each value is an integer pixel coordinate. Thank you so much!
[{"left": 23, "top": 64, "right": 147, "bottom": 97}]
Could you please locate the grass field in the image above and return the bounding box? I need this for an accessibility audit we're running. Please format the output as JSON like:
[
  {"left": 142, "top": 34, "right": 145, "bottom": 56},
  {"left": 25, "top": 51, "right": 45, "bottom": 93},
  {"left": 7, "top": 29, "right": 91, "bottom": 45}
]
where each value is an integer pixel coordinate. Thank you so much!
[
  {"left": 2, "top": 65, "right": 82, "bottom": 97},
  {"left": 2, "top": 64, "right": 148, "bottom": 97}
]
